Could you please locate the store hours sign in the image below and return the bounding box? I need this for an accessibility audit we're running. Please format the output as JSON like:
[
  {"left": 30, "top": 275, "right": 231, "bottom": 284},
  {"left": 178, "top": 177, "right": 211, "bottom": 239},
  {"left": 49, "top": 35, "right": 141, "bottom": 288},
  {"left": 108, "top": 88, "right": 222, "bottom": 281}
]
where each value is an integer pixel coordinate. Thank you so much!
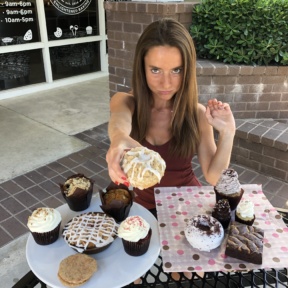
[
  {"left": 0, "top": 0, "right": 39, "bottom": 44},
  {"left": 50, "top": 0, "right": 92, "bottom": 15}
]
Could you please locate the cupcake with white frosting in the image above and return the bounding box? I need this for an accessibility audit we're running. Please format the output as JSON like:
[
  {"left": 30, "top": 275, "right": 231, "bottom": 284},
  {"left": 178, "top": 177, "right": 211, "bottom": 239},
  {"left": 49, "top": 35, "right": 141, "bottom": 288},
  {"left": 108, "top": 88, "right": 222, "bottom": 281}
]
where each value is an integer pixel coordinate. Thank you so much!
[
  {"left": 235, "top": 200, "right": 255, "bottom": 226},
  {"left": 27, "top": 207, "right": 62, "bottom": 245},
  {"left": 118, "top": 215, "right": 152, "bottom": 256}
]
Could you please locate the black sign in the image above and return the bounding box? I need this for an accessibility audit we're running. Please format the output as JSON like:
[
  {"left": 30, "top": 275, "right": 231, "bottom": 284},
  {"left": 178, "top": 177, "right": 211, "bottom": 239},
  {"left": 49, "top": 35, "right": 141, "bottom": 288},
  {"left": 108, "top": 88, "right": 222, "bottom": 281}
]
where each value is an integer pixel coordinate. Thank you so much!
[
  {"left": 0, "top": 0, "right": 40, "bottom": 45},
  {"left": 44, "top": 0, "right": 99, "bottom": 41}
]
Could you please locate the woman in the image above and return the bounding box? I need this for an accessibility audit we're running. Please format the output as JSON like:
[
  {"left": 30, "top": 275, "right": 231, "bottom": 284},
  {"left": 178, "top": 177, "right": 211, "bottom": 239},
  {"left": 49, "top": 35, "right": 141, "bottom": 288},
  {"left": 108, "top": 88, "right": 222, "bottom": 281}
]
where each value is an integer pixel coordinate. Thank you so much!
[{"left": 106, "top": 18, "right": 235, "bottom": 216}]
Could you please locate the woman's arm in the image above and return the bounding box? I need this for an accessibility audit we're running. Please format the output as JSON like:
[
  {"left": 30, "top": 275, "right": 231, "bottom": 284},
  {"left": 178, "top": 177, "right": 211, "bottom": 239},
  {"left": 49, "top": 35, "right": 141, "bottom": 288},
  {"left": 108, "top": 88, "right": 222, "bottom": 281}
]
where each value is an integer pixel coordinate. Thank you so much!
[
  {"left": 106, "top": 92, "right": 141, "bottom": 185},
  {"left": 197, "top": 99, "right": 236, "bottom": 186}
]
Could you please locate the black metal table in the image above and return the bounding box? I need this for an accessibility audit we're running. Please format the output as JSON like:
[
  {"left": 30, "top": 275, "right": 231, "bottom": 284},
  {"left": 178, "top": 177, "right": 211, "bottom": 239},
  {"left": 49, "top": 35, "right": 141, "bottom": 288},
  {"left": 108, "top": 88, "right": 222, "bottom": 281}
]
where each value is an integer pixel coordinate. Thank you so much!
[{"left": 13, "top": 209, "right": 288, "bottom": 288}]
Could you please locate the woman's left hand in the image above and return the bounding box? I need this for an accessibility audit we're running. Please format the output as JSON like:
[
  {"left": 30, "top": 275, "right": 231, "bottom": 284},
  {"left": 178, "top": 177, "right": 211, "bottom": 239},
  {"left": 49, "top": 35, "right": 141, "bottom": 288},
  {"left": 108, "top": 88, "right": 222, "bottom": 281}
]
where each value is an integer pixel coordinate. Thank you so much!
[{"left": 205, "top": 99, "right": 236, "bottom": 134}]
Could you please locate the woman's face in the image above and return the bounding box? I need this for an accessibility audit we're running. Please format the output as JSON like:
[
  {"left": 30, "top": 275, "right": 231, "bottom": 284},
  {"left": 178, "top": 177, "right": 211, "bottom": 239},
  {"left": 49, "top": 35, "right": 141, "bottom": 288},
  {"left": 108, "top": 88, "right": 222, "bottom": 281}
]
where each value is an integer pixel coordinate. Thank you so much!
[{"left": 144, "top": 45, "right": 183, "bottom": 102}]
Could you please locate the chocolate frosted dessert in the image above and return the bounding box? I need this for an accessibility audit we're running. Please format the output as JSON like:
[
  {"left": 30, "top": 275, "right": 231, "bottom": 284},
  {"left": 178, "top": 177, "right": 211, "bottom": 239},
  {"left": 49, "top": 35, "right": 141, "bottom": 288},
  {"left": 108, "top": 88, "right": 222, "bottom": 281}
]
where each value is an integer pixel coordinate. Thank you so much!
[
  {"left": 225, "top": 222, "right": 264, "bottom": 265},
  {"left": 212, "top": 199, "right": 231, "bottom": 229},
  {"left": 60, "top": 174, "right": 94, "bottom": 212},
  {"left": 214, "top": 168, "right": 244, "bottom": 210}
]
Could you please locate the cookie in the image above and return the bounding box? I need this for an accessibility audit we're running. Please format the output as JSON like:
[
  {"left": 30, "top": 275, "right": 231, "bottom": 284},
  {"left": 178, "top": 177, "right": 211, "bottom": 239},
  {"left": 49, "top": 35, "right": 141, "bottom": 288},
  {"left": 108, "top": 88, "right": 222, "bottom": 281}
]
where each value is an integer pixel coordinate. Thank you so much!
[
  {"left": 121, "top": 147, "right": 166, "bottom": 190},
  {"left": 58, "top": 254, "right": 97, "bottom": 287}
]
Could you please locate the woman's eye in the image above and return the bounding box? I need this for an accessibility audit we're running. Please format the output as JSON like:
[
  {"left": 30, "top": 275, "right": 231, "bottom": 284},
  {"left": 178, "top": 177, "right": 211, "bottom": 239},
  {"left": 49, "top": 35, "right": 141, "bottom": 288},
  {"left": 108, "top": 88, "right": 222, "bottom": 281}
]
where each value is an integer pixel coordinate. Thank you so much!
[
  {"left": 151, "top": 68, "right": 160, "bottom": 74},
  {"left": 172, "top": 68, "right": 182, "bottom": 74}
]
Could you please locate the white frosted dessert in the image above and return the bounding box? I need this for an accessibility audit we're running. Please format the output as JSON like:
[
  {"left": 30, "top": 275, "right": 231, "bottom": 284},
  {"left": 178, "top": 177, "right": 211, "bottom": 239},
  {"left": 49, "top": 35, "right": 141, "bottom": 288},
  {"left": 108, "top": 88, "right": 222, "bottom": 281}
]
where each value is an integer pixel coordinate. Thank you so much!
[
  {"left": 122, "top": 147, "right": 166, "bottom": 190},
  {"left": 118, "top": 215, "right": 152, "bottom": 256},
  {"left": 184, "top": 215, "right": 224, "bottom": 252},
  {"left": 235, "top": 200, "right": 255, "bottom": 225},
  {"left": 118, "top": 215, "right": 150, "bottom": 242},
  {"left": 27, "top": 207, "right": 62, "bottom": 245}
]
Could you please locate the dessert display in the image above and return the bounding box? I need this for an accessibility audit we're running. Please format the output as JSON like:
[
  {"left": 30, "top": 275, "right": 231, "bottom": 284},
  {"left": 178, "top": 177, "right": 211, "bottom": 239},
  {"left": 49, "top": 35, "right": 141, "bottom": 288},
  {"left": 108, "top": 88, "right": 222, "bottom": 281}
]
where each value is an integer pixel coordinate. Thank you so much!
[
  {"left": 62, "top": 212, "right": 119, "bottom": 254},
  {"left": 60, "top": 173, "right": 94, "bottom": 212},
  {"left": 27, "top": 207, "right": 62, "bottom": 245},
  {"left": 214, "top": 168, "right": 244, "bottom": 210},
  {"left": 99, "top": 182, "right": 134, "bottom": 222},
  {"left": 58, "top": 254, "right": 97, "bottom": 287},
  {"left": 118, "top": 215, "right": 152, "bottom": 256},
  {"left": 184, "top": 215, "right": 224, "bottom": 252},
  {"left": 121, "top": 147, "right": 166, "bottom": 190},
  {"left": 212, "top": 199, "right": 231, "bottom": 229},
  {"left": 235, "top": 200, "right": 255, "bottom": 226},
  {"left": 225, "top": 222, "right": 264, "bottom": 265}
]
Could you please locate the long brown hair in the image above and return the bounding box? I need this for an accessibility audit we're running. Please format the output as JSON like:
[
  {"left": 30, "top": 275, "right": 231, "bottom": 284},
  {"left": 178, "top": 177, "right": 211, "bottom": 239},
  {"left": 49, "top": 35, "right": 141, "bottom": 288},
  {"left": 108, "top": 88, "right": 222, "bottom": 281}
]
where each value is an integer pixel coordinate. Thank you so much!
[{"left": 131, "top": 18, "right": 200, "bottom": 158}]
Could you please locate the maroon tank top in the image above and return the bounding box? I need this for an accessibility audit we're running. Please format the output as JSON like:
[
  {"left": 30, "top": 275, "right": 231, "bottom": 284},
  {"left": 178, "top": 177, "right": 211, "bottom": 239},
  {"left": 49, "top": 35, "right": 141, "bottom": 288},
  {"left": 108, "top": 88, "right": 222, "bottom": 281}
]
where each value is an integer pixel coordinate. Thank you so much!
[{"left": 134, "top": 139, "right": 201, "bottom": 209}]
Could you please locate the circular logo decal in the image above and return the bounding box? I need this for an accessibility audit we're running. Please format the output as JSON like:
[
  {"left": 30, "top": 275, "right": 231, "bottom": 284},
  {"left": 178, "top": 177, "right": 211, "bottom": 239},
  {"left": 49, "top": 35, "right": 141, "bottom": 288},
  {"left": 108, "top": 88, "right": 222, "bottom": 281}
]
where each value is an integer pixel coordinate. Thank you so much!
[{"left": 50, "top": 0, "right": 92, "bottom": 15}]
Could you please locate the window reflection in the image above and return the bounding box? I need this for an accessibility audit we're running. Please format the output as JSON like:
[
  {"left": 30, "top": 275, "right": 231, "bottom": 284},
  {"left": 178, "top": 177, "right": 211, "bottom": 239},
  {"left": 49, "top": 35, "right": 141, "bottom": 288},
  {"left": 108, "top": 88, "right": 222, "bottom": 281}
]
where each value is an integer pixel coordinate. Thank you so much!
[
  {"left": 0, "top": 49, "right": 45, "bottom": 90},
  {"left": 50, "top": 42, "right": 100, "bottom": 80}
]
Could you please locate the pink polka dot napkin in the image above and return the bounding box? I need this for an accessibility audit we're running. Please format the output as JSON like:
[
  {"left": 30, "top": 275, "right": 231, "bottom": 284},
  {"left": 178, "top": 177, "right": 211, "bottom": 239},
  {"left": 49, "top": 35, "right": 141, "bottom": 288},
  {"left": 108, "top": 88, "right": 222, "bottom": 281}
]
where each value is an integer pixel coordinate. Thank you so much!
[{"left": 154, "top": 185, "right": 288, "bottom": 272}]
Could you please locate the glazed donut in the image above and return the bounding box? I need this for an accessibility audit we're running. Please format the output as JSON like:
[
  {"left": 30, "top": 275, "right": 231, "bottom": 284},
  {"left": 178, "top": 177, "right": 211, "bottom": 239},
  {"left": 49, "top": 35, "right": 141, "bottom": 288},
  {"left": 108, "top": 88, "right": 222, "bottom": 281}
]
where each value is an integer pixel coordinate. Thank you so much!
[
  {"left": 121, "top": 147, "right": 166, "bottom": 190},
  {"left": 184, "top": 215, "right": 224, "bottom": 252}
]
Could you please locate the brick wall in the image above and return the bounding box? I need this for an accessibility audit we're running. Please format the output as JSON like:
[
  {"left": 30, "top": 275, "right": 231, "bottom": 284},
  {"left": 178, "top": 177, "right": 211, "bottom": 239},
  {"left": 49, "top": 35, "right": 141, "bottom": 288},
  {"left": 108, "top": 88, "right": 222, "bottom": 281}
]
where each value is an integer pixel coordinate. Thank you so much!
[
  {"left": 232, "top": 119, "right": 288, "bottom": 182},
  {"left": 197, "top": 60, "right": 288, "bottom": 120}
]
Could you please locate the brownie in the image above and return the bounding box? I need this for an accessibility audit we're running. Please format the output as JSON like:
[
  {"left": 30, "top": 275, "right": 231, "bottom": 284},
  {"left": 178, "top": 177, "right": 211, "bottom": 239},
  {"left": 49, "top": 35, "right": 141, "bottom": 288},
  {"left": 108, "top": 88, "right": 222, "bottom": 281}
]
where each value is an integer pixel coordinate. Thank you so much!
[{"left": 225, "top": 222, "right": 264, "bottom": 265}]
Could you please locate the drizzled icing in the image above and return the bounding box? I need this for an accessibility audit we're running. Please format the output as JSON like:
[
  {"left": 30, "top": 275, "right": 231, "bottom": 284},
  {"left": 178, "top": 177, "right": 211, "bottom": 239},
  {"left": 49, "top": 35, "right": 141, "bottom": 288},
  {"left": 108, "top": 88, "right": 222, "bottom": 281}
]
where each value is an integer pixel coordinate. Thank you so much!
[
  {"left": 118, "top": 215, "right": 150, "bottom": 242},
  {"left": 215, "top": 168, "right": 241, "bottom": 195},
  {"left": 62, "top": 212, "right": 119, "bottom": 253},
  {"left": 236, "top": 200, "right": 254, "bottom": 218},
  {"left": 27, "top": 207, "right": 61, "bottom": 233},
  {"left": 122, "top": 147, "right": 166, "bottom": 190}
]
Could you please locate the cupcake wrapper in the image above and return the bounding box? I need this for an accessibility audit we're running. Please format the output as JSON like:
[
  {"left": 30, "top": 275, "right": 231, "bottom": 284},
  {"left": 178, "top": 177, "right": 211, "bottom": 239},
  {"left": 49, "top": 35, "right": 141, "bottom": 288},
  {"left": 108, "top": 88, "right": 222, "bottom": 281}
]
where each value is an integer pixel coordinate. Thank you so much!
[
  {"left": 214, "top": 188, "right": 244, "bottom": 211},
  {"left": 218, "top": 217, "right": 231, "bottom": 230},
  {"left": 99, "top": 182, "right": 134, "bottom": 223},
  {"left": 31, "top": 221, "right": 61, "bottom": 245},
  {"left": 122, "top": 229, "right": 152, "bottom": 256},
  {"left": 59, "top": 173, "right": 94, "bottom": 212}
]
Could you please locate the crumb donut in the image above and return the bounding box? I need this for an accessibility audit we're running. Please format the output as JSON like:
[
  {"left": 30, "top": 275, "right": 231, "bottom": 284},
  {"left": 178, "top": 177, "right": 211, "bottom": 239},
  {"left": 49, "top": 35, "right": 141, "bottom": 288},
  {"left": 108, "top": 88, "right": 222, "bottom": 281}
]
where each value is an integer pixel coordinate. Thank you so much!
[
  {"left": 121, "top": 147, "right": 166, "bottom": 190},
  {"left": 184, "top": 215, "right": 224, "bottom": 252}
]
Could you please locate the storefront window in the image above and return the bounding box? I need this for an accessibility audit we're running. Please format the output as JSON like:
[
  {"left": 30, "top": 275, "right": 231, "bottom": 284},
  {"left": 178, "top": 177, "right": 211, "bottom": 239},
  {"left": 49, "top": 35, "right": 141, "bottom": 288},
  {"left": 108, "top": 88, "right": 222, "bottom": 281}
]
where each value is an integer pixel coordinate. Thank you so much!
[
  {"left": 44, "top": 0, "right": 99, "bottom": 41},
  {"left": 50, "top": 41, "right": 100, "bottom": 80},
  {"left": 0, "top": 0, "right": 40, "bottom": 45},
  {"left": 0, "top": 49, "right": 45, "bottom": 90}
]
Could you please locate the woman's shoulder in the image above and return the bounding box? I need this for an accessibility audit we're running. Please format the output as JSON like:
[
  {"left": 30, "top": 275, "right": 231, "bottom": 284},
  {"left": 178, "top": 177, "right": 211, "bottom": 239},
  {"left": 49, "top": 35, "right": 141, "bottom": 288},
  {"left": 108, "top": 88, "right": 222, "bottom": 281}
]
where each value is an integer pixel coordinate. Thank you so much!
[
  {"left": 197, "top": 102, "right": 206, "bottom": 114},
  {"left": 110, "top": 92, "right": 135, "bottom": 112}
]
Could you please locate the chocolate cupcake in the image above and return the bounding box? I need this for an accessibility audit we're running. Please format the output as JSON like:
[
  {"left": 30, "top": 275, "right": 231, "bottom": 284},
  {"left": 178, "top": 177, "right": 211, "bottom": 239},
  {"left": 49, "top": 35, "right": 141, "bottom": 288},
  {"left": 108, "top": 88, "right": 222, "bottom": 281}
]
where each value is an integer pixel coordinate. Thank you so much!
[
  {"left": 118, "top": 215, "right": 152, "bottom": 256},
  {"left": 235, "top": 200, "right": 255, "bottom": 226},
  {"left": 99, "top": 182, "right": 134, "bottom": 222},
  {"left": 60, "top": 173, "right": 94, "bottom": 212},
  {"left": 212, "top": 199, "right": 231, "bottom": 229},
  {"left": 214, "top": 169, "right": 244, "bottom": 211},
  {"left": 27, "top": 207, "right": 62, "bottom": 245}
]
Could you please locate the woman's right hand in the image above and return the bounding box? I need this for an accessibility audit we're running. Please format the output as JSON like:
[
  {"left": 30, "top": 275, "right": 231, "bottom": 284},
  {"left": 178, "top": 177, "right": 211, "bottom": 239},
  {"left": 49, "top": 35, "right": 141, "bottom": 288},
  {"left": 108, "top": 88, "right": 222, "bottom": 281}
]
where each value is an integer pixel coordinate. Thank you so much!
[{"left": 106, "top": 134, "right": 141, "bottom": 187}]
